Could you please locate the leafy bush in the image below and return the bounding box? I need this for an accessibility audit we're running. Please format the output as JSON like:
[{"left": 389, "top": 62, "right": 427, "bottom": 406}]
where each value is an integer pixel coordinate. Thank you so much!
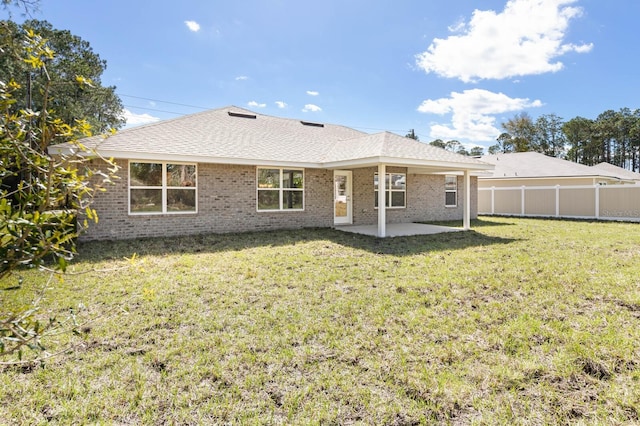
[{"left": 1, "top": 25, "right": 119, "bottom": 361}]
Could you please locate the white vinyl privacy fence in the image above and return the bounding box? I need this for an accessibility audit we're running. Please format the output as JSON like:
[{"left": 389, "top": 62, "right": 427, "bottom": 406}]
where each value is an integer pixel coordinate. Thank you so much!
[{"left": 479, "top": 185, "right": 640, "bottom": 222}]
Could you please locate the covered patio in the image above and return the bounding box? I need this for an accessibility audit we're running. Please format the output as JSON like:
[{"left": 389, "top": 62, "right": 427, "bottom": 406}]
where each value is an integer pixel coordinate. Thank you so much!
[
  {"left": 324, "top": 132, "right": 493, "bottom": 238},
  {"left": 335, "top": 222, "right": 463, "bottom": 237}
]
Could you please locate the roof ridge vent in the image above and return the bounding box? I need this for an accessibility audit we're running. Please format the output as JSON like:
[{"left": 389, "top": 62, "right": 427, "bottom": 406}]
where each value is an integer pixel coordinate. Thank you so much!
[
  {"left": 228, "top": 111, "right": 257, "bottom": 119},
  {"left": 300, "top": 120, "right": 324, "bottom": 128}
]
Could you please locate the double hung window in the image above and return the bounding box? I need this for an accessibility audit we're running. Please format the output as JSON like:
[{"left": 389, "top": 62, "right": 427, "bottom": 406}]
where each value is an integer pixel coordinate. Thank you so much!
[{"left": 445, "top": 175, "right": 457, "bottom": 207}]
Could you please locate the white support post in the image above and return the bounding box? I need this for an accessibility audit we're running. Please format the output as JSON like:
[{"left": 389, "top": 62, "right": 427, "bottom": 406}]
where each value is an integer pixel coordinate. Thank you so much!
[
  {"left": 555, "top": 185, "right": 560, "bottom": 217},
  {"left": 521, "top": 186, "right": 526, "bottom": 216},
  {"left": 464, "top": 170, "right": 471, "bottom": 230},
  {"left": 377, "top": 164, "right": 386, "bottom": 238}
]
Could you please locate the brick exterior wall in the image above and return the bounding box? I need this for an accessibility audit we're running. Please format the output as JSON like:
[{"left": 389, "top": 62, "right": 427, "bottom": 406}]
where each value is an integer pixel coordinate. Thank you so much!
[{"left": 81, "top": 160, "right": 478, "bottom": 241}]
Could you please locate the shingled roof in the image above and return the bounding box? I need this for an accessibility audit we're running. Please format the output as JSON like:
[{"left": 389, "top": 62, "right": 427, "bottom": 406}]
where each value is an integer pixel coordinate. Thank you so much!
[
  {"left": 51, "top": 106, "right": 492, "bottom": 171},
  {"left": 591, "top": 162, "right": 640, "bottom": 182},
  {"left": 323, "top": 131, "right": 489, "bottom": 168},
  {"left": 479, "top": 152, "right": 626, "bottom": 180}
]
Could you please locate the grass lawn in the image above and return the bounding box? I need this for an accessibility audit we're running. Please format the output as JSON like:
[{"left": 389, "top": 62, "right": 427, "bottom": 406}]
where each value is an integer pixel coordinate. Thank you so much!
[{"left": 1, "top": 217, "right": 640, "bottom": 424}]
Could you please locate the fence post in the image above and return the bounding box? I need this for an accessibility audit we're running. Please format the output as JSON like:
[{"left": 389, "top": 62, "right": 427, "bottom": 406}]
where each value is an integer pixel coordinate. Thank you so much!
[
  {"left": 491, "top": 187, "right": 495, "bottom": 214},
  {"left": 595, "top": 185, "right": 600, "bottom": 220}
]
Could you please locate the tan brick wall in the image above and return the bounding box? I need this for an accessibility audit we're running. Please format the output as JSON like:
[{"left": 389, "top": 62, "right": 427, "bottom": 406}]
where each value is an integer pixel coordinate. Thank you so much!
[
  {"left": 82, "top": 160, "right": 478, "bottom": 240},
  {"left": 82, "top": 160, "right": 334, "bottom": 240}
]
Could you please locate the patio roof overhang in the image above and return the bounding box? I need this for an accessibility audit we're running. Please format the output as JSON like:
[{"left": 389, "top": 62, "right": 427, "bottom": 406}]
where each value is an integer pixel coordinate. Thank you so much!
[{"left": 322, "top": 156, "right": 494, "bottom": 173}]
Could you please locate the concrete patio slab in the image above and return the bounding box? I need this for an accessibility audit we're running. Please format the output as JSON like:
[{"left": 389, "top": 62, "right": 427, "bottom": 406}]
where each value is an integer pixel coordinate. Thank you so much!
[{"left": 334, "top": 223, "right": 463, "bottom": 237}]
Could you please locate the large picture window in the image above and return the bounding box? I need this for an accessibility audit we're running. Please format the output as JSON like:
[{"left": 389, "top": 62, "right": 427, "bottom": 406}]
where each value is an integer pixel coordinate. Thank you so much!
[
  {"left": 445, "top": 175, "right": 457, "bottom": 207},
  {"left": 257, "top": 168, "right": 304, "bottom": 211},
  {"left": 129, "top": 162, "right": 197, "bottom": 214},
  {"left": 374, "top": 172, "right": 406, "bottom": 208}
]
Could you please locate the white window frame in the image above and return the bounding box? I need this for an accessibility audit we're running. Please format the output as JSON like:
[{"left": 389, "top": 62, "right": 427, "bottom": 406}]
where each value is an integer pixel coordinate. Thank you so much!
[
  {"left": 445, "top": 175, "right": 457, "bottom": 207},
  {"left": 128, "top": 161, "right": 197, "bottom": 215},
  {"left": 256, "top": 167, "right": 305, "bottom": 212},
  {"left": 374, "top": 172, "right": 406, "bottom": 209}
]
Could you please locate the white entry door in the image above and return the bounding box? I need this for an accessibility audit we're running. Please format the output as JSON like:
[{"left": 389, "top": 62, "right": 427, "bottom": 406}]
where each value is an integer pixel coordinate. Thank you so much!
[{"left": 334, "top": 170, "right": 352, "bottom": 225}]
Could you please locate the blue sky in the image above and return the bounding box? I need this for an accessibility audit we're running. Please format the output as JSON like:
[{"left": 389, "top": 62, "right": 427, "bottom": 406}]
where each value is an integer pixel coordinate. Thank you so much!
[{"left": 6, "top": 0, "right": 640, "bottom": 150}]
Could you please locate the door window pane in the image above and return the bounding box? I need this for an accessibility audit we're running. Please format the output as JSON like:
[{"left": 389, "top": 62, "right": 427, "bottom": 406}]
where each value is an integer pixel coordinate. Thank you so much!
[{"left": 335, "top": 175, "right": 347, "bottom": 217}]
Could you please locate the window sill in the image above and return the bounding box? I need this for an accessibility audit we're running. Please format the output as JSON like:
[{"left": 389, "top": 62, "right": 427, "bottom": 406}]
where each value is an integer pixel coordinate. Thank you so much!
[
  {"left": 257, "top": 209, "right": 305, "bottom": 213},
  {"left": 129, "top": 211, "right": 198, "bottom": 216},
  {"left": 374, "top": 206, "right": 407, "bottom": 210}
]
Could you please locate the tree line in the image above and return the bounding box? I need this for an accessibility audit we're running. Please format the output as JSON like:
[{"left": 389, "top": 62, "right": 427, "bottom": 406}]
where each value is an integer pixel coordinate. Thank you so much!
[
  {"left": 488, "top": 110, "right": 640, "bottom": 171},
  {"left": 408, "top": 108, "right": 640, "bottom": 172},
  {"left": 405, "top": 130, "right": 485, "bottom": 156}
]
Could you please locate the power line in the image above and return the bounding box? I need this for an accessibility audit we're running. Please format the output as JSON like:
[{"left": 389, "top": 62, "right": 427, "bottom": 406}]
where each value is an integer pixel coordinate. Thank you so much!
[
  {"left": 119, "top": 93, "right": 427, "bottom": 137},
  {"left": 123, "top": 104, "right": 185, "bottom": 116},
  {"left": 119, "top": 93, "right": 211, "bottom": 111}
]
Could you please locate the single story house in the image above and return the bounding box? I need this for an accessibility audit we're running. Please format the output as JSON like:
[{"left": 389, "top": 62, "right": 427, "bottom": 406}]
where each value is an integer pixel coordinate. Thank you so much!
[
  {"left": 477, "top": 152, "right": 640, "bottom": 220},
  {"left": 478, "top": 152, "right": 639, "bottom": 188},
  {"left": 50, "top": 106, "right": 493, "bottom": 240},
  {"left": 590, "top": 162, "right": 640, "bottom": 184}
]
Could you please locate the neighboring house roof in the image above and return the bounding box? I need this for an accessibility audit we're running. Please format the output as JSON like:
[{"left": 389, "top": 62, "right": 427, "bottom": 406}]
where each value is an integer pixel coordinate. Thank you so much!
[
  {"left": 479, "top": 152, "right": 625, "bottom": 181},
  {"left": 50, "top": 106, "right": 492, "bottom": 172},
  {"left": 591, "top": 162, "right": 640, "bottom": 182}
]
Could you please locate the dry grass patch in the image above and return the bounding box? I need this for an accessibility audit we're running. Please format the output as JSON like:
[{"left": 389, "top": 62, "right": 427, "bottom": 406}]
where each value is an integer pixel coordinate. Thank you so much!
[{"left": 1, "top": 217, "right": 640, "bottom": 424}]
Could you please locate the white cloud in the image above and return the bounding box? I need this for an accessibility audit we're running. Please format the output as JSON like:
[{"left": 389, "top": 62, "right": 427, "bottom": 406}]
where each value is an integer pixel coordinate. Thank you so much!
[
  {"left": 447, "top": 18, "right": 466, "bottom": 33},
  {"left": 185, "top": 20, "right": 201, "bottom": 32},
  {"left": 302, "top": 104, "right": 322, "bottom": 113},
  {"left": 306, "top": 90, "right": 319, "bottom": 96},
  {"left": 416, "top": 0, "right": 593, "bottom": 82},
  {"left": 567, "top": 43, "right": 593, "bottom": 54},
  {"left": 235, "top": 75, "right": 249, "bottom": 81},
  {"left": 122, "top": 109, "right": 161, "bottom": 127},
  {"left": 247, "top": 101, "right": 266, "bottom": 108},
  {"left": 417, "top": 89, "right": 542, "bottom": 142},
  {"left": 275, "top": 101, "right": 287, "bottom": 109}
]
